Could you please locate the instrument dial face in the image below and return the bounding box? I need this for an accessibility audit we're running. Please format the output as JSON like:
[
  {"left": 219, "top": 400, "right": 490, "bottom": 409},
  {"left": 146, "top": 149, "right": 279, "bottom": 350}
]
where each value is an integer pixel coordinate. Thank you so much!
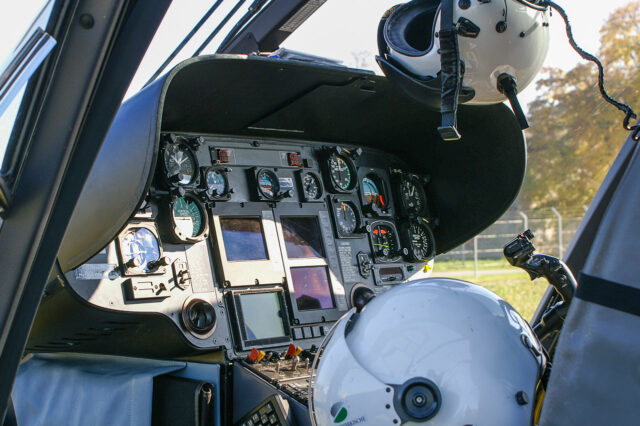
[
  {"left": 371, "top": 222, "right": 400, "bottom": 262},
  {"left": 329, "top": 154, "right": 356, "bottom": 192},
  {"left": 362, "top": 175, "right": 386, "bottom": 210},
  {"left": 408, "top": 222, "right": 434, "bottom": 262},
  {"left": 335, "top": 201, "right": 358, "bottom": 234},
  {"left": 302, "top": 173, "right": 322, "bottom": 200},
  {"left": 120, "top": 228, "right": 160, "bottom": 271},
  {"left": 172, "top": 196, "right": 205, "bottom": 238},
  {"left": 257, "top": 169, "right": 279, "bottom": 199},
  {"left": 400, "top": 176, "right": 427, "bottom": 216},
  {"left": 164, "top": 143, "right": 197, "bottom": 185},
  {"left": 206, "top": 170, "right": 227, "bottom": 196}
]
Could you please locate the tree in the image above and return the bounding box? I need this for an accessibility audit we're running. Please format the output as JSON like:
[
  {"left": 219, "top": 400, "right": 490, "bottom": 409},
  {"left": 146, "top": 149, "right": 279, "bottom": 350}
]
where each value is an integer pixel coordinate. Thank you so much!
[{"left": 518, "top": 1, "right": 640, "bottom": 211}]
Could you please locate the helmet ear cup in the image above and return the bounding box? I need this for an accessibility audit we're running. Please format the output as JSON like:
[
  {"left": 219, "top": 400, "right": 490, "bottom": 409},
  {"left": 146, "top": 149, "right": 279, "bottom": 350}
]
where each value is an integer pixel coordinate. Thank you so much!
[
  {"left": 383, "top": 1, "right": 440, "bottom": 57},
  {"left": 377, "top": 4, "right": 401, "bottom": 57}
]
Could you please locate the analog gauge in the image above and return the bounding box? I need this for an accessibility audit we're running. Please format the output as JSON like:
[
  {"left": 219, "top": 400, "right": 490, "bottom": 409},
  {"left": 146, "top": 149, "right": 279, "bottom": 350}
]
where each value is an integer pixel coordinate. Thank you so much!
[
  {"left": 362, "top": 175, "right": 387, "bottom": 211},
  {"left": 404, "top": 222, "right": 435, "bottom": 262},
  {"left": 399, "top": 175, "right": 428, "bottom": 216},
  {"left": 206, "top": 169, "right": 227, "bottom": 197},
  {"left": 163, "top": 143, "right": 197, "bottom": 185},
  {"left": 370, "top": 221, "right": 401, "bottom": 262},
  {"left": 172, "top": 196, "right": 206, "bottom": 240},
  {"left": 120, "top": 227, "right": 161, "bottom": 272},
  {"left": 335, "top": 201, "right": 358, "bottom": 235},
  {"left": 327, "top": 153, "right": 357, "bottom": 193},
  {"left": 257, "top": 169, "right": 279, "bottom": 199},
  {"left": 302, "top": 172, "right": 322, "bottom": 200}
]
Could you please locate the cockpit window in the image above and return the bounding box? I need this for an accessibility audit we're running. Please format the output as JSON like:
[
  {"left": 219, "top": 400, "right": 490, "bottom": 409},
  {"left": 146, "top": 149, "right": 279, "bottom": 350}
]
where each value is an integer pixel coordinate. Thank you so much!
[
  {"left": 0, "top": 0, "right": 54, "bottom": 179},
  {"left": 283, "top": 0, "right": 399, "bottom": 72}
]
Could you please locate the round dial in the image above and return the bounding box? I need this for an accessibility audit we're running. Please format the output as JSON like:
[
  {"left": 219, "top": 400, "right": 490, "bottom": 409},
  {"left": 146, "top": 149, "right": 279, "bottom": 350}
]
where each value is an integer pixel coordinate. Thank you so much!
[
  {"left": 362, "top": 175, "right": 386, "bottom": 210},
  {"left": 399, "top": 175, "right": 428, "bottom": 216},
  {"left": 172, "top": 196, "right": 205, "bottom": 239},
  {"left": 302, "top": 173, "right": 322, "bottom": 200},
  {"left": 407, "top": 222, "right": 435, "bottom": 262},
  {"left": 206, "top": 169, "right": 227, "bottom": 196},
  {"left": 328, "top": 154, "right": 356, "bottom": 192},
  {"left": 163, "top": 143, "right": 197, "bottom": 185},
  {"left": 370, "top": 222, "right": 400, "bottom": 262},
  {"left": 257, "top": 169, "right": 279, "bottom": 199},
  {"left": 120, "top": 228, "right": 160, "bottom": 271},
  {"left": 335, "top": 201, "right": 358, "bottom": 234}
]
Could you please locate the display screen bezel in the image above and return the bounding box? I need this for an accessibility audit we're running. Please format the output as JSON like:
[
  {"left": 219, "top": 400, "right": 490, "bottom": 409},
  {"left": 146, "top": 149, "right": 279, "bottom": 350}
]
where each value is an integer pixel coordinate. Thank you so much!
[
  {"left": 228, "top": 288, "right": 292, "bottom": 351},
  {"left": 273, "top": 204, "right": 349, "bottom": 325},
  {"left": 210, "top": 203, "right": 286, "bottom": 287}
]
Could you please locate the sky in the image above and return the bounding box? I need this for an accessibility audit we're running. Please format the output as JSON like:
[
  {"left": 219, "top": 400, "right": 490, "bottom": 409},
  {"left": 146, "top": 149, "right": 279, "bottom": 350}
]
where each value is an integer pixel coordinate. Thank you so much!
[{"left": 0, "top": 0, "right": 636, "bottom": 113}]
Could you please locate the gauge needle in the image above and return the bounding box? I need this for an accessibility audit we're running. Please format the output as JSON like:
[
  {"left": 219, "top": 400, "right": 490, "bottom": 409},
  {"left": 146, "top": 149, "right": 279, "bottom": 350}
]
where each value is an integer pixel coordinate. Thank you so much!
[
  {"left": 172, "top": 152, "right": 186, "bottom": 166},
  {"left": 373, "top": 243, "right": 389, "bottom": 248}
]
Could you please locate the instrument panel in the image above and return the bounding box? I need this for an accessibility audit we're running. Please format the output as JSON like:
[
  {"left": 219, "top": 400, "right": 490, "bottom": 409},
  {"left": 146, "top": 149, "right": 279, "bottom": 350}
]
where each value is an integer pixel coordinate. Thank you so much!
[{"left": 58, "top": 133, "right": 437, "bottom": 359}]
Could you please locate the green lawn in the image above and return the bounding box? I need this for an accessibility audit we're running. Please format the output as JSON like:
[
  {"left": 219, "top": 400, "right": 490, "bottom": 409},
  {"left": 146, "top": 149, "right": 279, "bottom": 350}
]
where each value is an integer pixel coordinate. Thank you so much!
[{"left": 433, "top": 259, "right": 550, "bottom": 321}]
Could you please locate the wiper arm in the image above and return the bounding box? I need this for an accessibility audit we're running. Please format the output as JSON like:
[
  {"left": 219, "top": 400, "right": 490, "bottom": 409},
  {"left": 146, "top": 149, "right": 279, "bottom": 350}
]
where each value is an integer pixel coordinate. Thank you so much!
[
  {"left": 192, "top": 0, "right": 251, "bottom": 57},
  {"left": 144, "top": 0, "right": 225, "bottom": 87}
]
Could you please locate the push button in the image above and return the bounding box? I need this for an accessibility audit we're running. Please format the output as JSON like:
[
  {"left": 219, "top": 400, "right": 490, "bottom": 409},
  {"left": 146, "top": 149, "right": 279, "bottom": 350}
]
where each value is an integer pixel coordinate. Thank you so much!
[
  {"left": 312, "top": 326, "right": 322, "bottom": 337},
  {"left": 293, "top": 328, "right": 303, "bottom": 340},
  {"left": 303, "top": 327, "right": 312, "bottom": 338}
]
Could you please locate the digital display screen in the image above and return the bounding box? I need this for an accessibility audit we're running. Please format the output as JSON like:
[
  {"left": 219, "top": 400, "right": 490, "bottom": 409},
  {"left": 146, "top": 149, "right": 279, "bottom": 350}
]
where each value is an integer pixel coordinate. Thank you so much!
[
  {"left": 220, "top": 217, "right": 268, "bottom": 261},
  {"left": 239, "top": 292, "right": 286, "bottom": 341},
  {"left": 290, "top": 266, "right": 335, "bottom": 310},
  {"left": 281, "top": 216, "right": 325, "bottom": 259}
]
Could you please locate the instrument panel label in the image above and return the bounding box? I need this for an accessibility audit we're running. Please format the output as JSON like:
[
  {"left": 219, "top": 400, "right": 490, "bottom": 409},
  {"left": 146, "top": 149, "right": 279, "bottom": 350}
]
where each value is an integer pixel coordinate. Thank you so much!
[{"left": 74, "top": 263, "right": 119, "bottom": 281}]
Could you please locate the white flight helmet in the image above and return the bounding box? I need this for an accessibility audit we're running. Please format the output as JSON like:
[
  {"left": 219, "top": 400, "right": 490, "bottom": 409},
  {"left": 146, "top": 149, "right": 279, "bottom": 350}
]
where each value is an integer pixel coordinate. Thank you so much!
[
  {"left": 310, "top": 278, "right": 546, "bottom": 425},
  {"left": 378, "top": 0, "right": 550, "bottom": 104}
]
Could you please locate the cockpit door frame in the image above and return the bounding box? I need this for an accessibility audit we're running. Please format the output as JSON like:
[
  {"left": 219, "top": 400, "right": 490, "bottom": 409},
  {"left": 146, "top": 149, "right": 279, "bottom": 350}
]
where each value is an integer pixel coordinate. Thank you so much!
[{"left": 0, "top": 0, "right": 171, "bottom": 420}]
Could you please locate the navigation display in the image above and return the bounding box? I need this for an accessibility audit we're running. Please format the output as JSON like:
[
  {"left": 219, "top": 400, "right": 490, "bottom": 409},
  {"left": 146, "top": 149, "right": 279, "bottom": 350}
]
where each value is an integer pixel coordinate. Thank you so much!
[
  {"left": 290, "top": 266, "right": 335, "bottom": 310},
  {"left": 220, "top": 217, "right": 268, "bottom": 261},
  {"left": 239, "top": 292, "right": 286, "bottom": 340},
  {"left": 281, "top": 216, "right": 325, "bottom": 258}
]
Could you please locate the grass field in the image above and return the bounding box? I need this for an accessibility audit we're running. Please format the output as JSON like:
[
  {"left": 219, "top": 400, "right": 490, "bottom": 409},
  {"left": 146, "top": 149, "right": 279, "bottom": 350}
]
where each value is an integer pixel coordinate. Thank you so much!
[{"left": 432, "top": 258, "right": 549, "bottom": 321}]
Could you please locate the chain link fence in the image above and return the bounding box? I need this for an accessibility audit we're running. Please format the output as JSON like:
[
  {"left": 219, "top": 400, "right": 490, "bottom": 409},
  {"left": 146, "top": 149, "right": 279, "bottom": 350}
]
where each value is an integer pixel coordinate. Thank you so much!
[{"left": 437, "top": 207, "right": 587, "bottom": 267}]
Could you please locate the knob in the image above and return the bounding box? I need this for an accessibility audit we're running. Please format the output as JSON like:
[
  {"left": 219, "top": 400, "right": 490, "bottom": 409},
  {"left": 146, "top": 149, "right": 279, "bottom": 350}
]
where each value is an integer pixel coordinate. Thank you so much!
[
  {"left": 148, "top": 256, "right": 170, "bottom": 271},
  {"left": 182, "top": 299, "right": 216, "bottom": 335},
  {"left": 126, "top": 257, "right": 141, "bottom": 268},
  {"left": 275, "top": 189, "right": 294, "bottom": 201}
]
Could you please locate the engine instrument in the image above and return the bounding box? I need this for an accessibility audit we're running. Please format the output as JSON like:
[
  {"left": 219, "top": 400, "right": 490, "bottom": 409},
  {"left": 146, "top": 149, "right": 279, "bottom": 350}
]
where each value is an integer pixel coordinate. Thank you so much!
[
  {"left": 171, "top": 195, "right": 207, "bottom": 242},
  {"left": 332, "top": 199, "right": 362, "bottom": 238},
  {"left": 370, "top": 220, "right": 402, "bottom": 263},
  {"left": 327, "top": 152, "right": 357, "bottom": 193},
  {"left": 163, "top": 142, "right": 197, "bottom": 185}
]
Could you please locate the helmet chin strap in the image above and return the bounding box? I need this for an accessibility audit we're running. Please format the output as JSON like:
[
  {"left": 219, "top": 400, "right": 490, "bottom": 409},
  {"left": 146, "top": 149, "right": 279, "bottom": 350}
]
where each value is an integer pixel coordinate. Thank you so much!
[{"left": 438, "top": 0, "right": 463, "bottom": 141}]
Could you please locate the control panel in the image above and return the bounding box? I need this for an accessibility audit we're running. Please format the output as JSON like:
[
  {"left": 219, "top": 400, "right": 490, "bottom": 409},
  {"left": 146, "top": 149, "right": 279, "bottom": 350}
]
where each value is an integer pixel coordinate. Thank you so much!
[{"left": 54, "top": 133, "right": 437, "bottom": 359}]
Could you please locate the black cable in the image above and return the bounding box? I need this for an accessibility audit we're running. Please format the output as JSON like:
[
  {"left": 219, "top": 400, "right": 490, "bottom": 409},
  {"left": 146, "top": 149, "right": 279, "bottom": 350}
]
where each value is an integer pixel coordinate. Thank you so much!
[
  {"left": 544, "top": 0, "right": 640, "bottom": 140},
  {"left": 192, "top": 0, "right": 250, "bottom": 57},
  {"left": 144, "top": 0, "right": 225, "bottom": 88}
]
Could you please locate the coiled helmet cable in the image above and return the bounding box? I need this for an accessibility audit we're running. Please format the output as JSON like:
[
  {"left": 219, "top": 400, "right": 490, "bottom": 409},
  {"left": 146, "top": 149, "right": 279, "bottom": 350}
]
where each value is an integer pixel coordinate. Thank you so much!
[{"left": 544, "top": 0, "right": 640, "bottom": 141}]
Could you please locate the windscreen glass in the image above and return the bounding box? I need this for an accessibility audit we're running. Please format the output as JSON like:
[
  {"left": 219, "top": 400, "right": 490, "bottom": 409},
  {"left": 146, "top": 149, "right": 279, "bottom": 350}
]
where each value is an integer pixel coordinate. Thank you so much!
[
  {"left": 290, "top": 266, "right": 335, "bottom": 310},
  {"left": 281, "top": 216, "right": 325, "bottom": 258},
  {"left": 220, "top": 217, "right": 268, "bottom": 261},
  {"left": 239, "top": 292, "right": 286, "bottom": 340}
]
